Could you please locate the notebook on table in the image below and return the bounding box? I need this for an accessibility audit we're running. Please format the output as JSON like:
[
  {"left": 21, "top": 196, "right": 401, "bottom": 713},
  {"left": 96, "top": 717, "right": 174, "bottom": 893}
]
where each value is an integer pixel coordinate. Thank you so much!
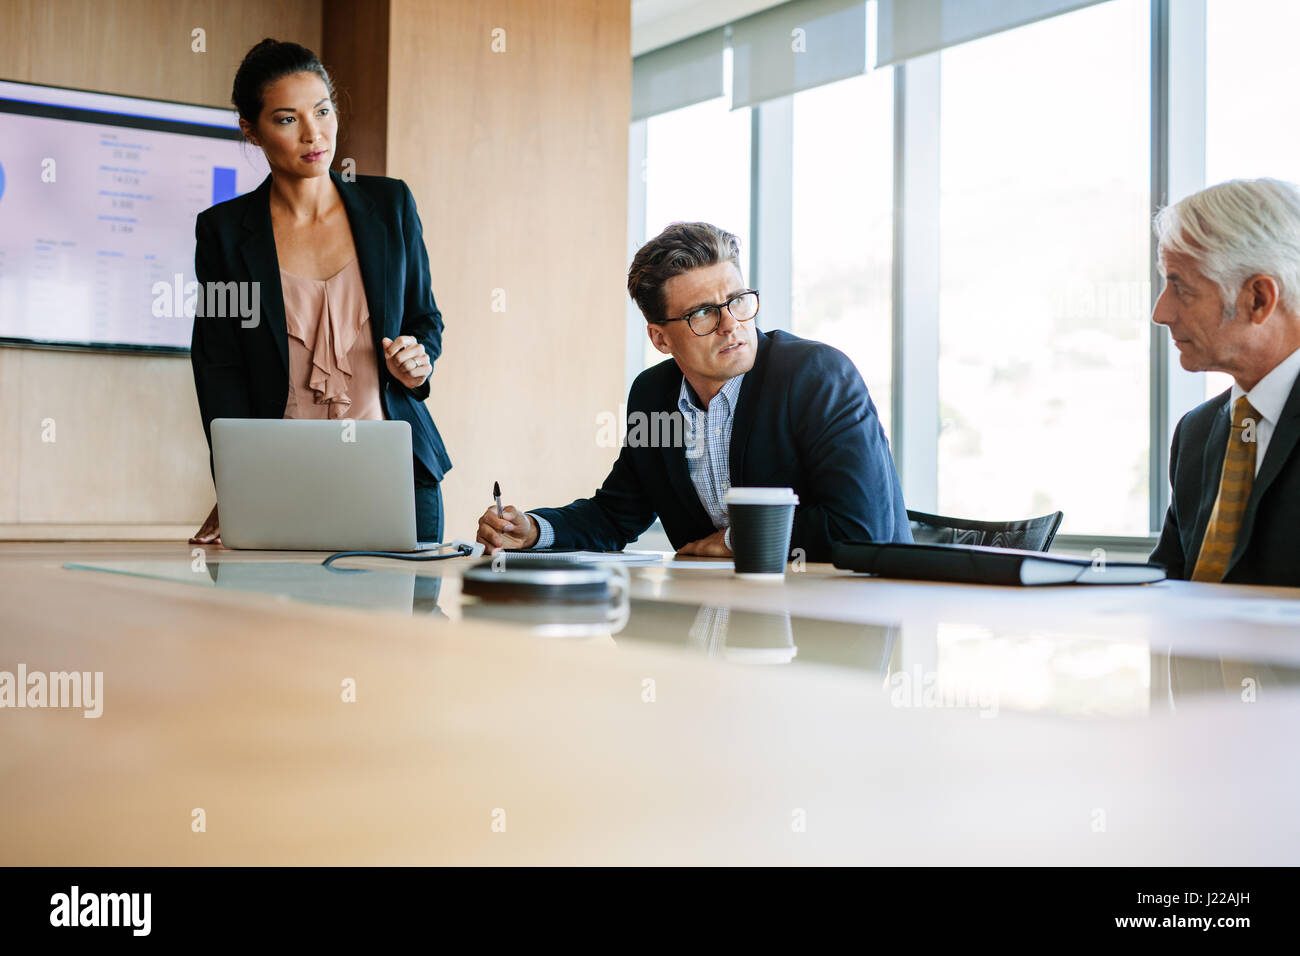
[{"left": 831, "top": 541, "right": 1166, "bottom": 586}]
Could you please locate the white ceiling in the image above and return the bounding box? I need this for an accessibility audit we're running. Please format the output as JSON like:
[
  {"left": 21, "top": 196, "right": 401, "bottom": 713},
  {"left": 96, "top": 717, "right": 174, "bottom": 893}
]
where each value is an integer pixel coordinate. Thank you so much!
[{"left": 631, "top": 0, "right": 790, "bottom": 55}]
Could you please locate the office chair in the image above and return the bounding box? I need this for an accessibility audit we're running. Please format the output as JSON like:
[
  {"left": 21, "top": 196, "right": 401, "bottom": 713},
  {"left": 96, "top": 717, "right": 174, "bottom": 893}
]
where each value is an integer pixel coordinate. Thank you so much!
[{"left": 905, "top": 509, "right": 1064, "bottom": 552}]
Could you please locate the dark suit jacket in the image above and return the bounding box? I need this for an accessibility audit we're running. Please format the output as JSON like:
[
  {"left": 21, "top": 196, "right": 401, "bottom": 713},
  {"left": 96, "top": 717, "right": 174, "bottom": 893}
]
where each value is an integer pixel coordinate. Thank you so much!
[
  {"left": 532, "top": 329, "right": 912, "bottom": 561},
  {"left": 1151, "top": 380, "right": 1300, "bottom": 586},
  {"left": 190, "top": 169, "right": 452, "bottom": 483}
]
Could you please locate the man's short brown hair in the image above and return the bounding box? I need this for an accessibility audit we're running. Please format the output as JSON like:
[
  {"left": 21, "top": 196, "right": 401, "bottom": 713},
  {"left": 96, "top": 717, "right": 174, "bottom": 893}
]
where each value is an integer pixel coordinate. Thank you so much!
[{"left": 627, "top": 222, "right": 742, "bottom": 324}]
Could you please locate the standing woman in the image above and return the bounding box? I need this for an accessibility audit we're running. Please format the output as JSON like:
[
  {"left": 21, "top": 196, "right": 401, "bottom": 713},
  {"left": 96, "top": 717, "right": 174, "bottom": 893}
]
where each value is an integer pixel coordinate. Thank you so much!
[{"left": 189, "top": 39, "right": 451, "bottom": 545}]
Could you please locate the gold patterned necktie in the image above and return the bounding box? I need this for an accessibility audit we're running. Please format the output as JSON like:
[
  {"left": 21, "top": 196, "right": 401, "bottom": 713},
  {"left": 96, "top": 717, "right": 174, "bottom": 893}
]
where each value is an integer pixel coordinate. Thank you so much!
[{"left": 1191, "top": 395, "right": 1260, "bottom": 582}]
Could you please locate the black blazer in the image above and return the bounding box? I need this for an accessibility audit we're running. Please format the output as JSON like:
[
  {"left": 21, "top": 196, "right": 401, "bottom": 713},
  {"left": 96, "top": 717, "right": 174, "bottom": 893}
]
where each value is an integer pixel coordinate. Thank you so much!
[
  {"left": 532, "top": 329, "right": 912, "bottom": 561},
  {"left": 190, "top": 169, "right": 452, "bottom": 483},
  {"left": 1151, "top": 380, "right": 1300, "bottom": 585}
]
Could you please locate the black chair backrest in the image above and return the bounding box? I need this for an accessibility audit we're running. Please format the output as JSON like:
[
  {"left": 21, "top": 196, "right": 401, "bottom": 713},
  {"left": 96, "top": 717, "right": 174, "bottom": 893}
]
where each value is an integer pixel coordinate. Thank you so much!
[{"left": 906, "top": 509, "right": 1064, "bottom": 553}]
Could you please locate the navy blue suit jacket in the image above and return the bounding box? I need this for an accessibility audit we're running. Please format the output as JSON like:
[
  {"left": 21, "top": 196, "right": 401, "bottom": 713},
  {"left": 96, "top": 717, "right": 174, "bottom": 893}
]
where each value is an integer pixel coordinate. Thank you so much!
[
  {"left": 1150, "top": 381, "right": 1300, "bottom": 585},
  {"left": 190, "top": 169, "right": 452, "bottom": 483},
  {"left": 532, "top": 329, "right": 912, "bottom": 561}
]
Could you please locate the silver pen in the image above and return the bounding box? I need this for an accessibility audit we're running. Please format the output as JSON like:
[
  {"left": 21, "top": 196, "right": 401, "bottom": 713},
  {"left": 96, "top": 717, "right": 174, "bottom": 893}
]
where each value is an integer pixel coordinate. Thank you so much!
[{"left": 493, "top": 480, "right": 504, "bottom": 518}]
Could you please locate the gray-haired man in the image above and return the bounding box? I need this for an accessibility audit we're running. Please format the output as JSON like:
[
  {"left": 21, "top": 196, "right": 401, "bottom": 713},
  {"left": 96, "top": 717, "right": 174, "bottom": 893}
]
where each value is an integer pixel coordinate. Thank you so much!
[{"left": 1150, "top": 178, "right": 1300, "bottom": 585}]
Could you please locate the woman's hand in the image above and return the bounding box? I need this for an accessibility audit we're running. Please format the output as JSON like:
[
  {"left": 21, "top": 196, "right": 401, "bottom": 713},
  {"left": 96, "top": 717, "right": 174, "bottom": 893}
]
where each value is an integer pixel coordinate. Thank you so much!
[
  {"left": 382, "top": 335, "right": 431, "bottom": 390},
  {"left": 189, "top": 503, "right": 221, "bottom": 546}
]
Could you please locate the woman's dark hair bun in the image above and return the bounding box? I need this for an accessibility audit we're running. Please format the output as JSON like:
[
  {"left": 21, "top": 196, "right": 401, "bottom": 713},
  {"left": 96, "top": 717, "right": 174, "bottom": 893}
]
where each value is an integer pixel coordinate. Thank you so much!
[{"left": 231, "top": 38, "right": 335, "bottom": 125}]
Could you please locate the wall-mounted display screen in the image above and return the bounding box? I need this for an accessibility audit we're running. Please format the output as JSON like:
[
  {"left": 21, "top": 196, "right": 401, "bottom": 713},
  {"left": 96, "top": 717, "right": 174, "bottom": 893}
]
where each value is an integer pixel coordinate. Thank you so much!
[{"left": 0, "top": 79, "right": 268, "bottom": 352}]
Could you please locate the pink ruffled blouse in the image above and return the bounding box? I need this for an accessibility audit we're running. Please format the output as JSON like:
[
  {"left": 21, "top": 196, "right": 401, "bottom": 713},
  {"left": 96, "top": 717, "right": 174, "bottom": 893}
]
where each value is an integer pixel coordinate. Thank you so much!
[{"left": 279, "top": 258, "right": 384, "bottom": 421}]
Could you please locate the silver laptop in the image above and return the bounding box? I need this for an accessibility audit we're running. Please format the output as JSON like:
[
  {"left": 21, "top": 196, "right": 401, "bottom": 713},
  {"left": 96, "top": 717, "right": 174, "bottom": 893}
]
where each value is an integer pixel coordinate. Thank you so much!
[{"left": 211, "top": 418, "right": 438, "bottom": 552}]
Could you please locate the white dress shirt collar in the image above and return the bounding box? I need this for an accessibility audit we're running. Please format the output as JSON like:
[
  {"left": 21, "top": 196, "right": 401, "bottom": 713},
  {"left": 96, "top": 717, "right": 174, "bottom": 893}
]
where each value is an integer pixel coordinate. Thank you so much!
[{"left": 1230, "top": 345, "right": 1300, "bottom": 424}]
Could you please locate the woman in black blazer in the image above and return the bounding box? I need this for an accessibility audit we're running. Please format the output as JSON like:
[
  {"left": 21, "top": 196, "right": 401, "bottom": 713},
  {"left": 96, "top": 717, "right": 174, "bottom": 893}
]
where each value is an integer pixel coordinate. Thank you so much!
[{"left": 189, "top": 39, "right": 451, "bottom": 545}]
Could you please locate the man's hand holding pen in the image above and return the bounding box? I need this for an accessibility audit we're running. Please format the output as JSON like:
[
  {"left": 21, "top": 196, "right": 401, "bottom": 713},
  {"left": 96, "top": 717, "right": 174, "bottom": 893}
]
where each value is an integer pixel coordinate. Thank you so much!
[{"left": 477, "top": 482, "right": 540, "bottom": 554}]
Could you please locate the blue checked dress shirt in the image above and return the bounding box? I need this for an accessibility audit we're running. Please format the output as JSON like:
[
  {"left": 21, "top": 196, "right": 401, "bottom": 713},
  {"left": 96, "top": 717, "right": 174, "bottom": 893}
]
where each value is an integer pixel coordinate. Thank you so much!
[{"left": 531, "top": 373, "right": 746, "bottom": 550}]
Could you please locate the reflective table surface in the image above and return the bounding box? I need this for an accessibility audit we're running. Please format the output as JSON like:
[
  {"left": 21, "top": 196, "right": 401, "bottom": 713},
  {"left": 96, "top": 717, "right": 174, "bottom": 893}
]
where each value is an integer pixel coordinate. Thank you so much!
[
  {"left": 63, "top": 554, "right": 1300, "bottom": 719},
  {"left": 2, "top": 542, "right": 1295, "bottom": 865}
]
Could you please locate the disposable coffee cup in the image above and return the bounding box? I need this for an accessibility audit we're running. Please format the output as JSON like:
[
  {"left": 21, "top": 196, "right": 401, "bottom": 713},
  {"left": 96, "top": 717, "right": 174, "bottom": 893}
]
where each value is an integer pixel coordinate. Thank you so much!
[{"left": 725, "top": 487, "right": 799, "bottom": 580}]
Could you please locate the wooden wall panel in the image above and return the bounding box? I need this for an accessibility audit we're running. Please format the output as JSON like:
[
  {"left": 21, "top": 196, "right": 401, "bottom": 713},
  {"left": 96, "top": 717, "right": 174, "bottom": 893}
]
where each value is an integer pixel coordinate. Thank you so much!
[
  {"left": 386, "top": 0, "right": 631, "bottom": 540},
  {"left": 0, "top": 350, "right": 20, "bottom": 522},
  {"left": 323, "top": 0, "right": 389, "bottom": 177},
  {"left": 0, "top": 0, "right": 631, "bottom": 544}
]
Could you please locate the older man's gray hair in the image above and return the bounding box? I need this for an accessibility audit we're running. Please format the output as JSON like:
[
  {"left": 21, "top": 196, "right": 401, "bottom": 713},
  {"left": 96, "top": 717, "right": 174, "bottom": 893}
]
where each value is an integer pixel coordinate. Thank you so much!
[{"left": 1155, "top": 178, "right": 1300, "bottom": 318}]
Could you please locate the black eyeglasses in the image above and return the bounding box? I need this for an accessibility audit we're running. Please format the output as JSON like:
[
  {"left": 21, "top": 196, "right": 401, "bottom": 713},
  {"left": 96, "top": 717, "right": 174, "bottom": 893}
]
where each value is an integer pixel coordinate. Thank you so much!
[{"left": 662, "top": 290, "right": 760, "bottom": 335}]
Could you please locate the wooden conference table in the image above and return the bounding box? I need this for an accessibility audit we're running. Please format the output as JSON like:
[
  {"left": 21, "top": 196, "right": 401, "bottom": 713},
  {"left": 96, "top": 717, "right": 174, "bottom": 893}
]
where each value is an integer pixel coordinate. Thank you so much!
[{"left": 0, "top": 541, "right": 1297, "bottom": 865}]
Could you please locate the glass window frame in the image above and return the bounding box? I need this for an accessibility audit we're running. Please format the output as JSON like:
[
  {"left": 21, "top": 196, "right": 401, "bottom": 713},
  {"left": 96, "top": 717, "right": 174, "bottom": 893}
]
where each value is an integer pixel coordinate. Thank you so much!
[{"left": 628, "top": 0, "right": 1213, "bottom": 550}]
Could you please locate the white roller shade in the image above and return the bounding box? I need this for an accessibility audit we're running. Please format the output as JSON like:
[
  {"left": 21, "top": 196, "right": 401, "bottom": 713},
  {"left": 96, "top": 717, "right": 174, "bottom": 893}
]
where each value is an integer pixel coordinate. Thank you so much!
[
  {"left": 731, "top": 0, "right": 868, "bottom": 110},
  {"left": 632, "top": 28, "right": 727, "bottom": 121},
  {"left": 875, "top": 0, "right": 1109, "bottom": 67}
]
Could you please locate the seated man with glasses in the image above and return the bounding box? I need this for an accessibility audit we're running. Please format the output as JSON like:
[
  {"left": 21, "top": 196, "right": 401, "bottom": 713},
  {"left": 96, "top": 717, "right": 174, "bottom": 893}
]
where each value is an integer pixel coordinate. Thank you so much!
[{"left": 476, "top": 221, "right": 911, "bottom": 560}]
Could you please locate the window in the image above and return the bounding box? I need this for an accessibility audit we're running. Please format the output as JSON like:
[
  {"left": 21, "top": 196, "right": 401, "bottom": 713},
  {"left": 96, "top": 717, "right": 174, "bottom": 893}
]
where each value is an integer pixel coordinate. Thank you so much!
[
  {"left": 937, "top": 0, "right": 1151, "bottom": 535},
  {"left": 1206, "top": 0, "right": 1300, "bottom": 186},
  {"left": 631, "top": 0, "right": 1275, "bottom": 542},
  {"left": 1202, "top": 0, "right": 1300, "bottom": 400},
  {"left": 791, "top": 71, "right": 895, "bottom": 437},
  {"left": 642, "top": 95, "right": 752, "bottom": 371}
]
